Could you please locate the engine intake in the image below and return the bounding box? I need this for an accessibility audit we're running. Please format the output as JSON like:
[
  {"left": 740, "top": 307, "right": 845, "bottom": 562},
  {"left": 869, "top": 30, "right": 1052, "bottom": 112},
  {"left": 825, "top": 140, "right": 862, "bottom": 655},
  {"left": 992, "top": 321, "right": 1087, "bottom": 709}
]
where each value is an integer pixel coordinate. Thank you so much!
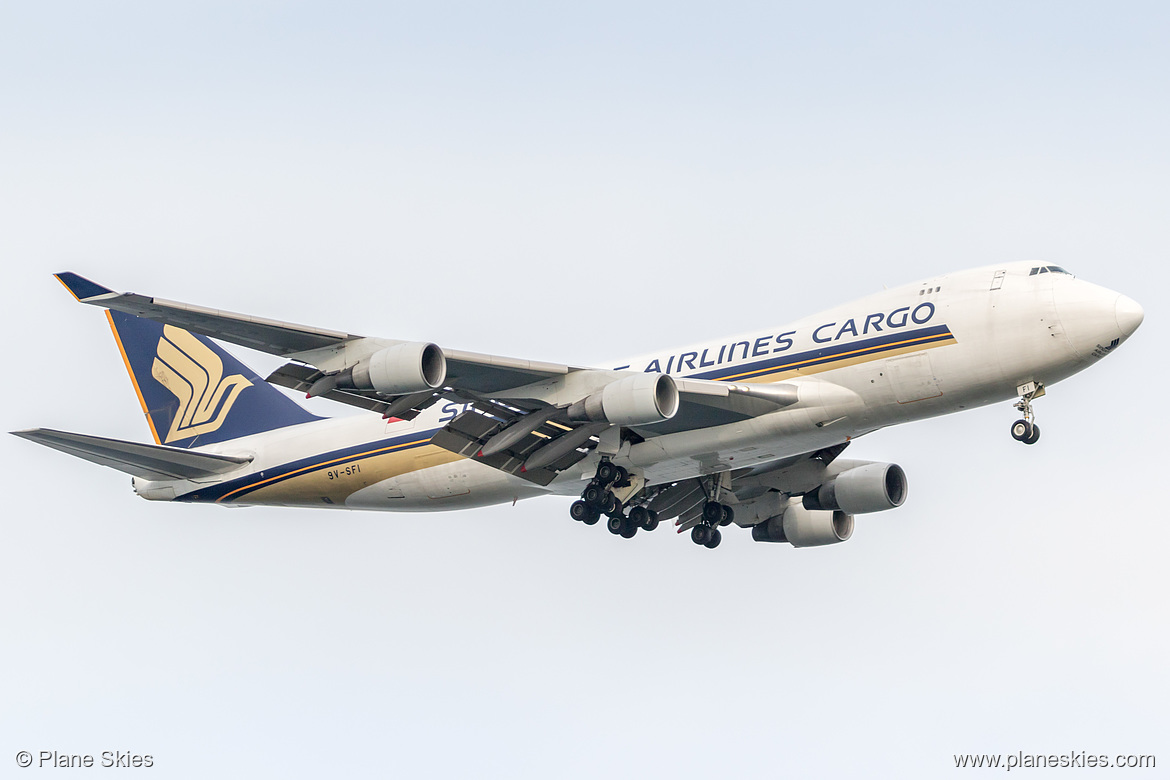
[
  {"left": 567, "top": 373, "right": 679, "bottom": 427},
  {"left": 802, "top": 463, "right": 907, "bottom": 515},
  {"left": 752, "top": 503, "right": 854, "bottom": 547},
  {"left": 338, "top": 342, "right": 447, "bottom": 396}
]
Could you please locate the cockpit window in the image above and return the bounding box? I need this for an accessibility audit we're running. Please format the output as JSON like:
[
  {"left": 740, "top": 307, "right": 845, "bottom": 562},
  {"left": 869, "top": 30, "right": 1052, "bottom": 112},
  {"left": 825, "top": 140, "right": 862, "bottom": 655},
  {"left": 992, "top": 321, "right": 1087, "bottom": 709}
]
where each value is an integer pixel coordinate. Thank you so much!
[{"left": 1030, "top": 265, "right": 1072, "bottom": 276}]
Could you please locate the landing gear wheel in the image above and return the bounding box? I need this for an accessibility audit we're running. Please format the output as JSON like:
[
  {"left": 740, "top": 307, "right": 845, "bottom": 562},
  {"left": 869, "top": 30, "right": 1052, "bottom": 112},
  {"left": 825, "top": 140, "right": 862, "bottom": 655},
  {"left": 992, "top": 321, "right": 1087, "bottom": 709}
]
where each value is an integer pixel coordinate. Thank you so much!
[
  {"left": 624, "top": 507, "right": 659, "bottom": 532},
  {"left": 612, "top": 465, "right": 629, "bottom": 487},
  {"left": 607, "top": 515, "right": 625, "bottom": 535},
  {"left": 596, "top": 461, "right": 617, "bottom": 486},
  {"left": 691, "top": 525, "right": 712, "bottom": 546},
  {"left": 702, "top": 501, "right": 724, "bottom": 525},
  {"left": 582, "top": 506, "right": 600, "bottom": 525},
  {"left": 719, "top": 506, "right": 734, "bottom": 527},
  {"left": 582, "top": 483, "right": 605, "bottom": 506},
  {"left": 569, "top": 500, "right": 591, "bottom": 522},
  {"left": 602, "top": 493, "right": 621, "bottom": 517},
  {"left": 1011, "top": 384, "right": 1045, "bottom": 445},
  {"left": 704, "top": 528, "right": 722, "bottom": 549},
  {"left": 619, "top": 519, "right": 638, "bottom": 539}
]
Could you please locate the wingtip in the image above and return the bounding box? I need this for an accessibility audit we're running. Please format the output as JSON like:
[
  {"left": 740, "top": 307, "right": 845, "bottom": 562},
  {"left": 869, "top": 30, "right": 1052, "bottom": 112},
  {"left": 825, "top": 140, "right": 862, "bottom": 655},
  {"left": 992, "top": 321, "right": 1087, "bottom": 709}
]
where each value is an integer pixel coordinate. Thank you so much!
[{"left": 54, "top": 272, "right": 114, "bottom": 301}]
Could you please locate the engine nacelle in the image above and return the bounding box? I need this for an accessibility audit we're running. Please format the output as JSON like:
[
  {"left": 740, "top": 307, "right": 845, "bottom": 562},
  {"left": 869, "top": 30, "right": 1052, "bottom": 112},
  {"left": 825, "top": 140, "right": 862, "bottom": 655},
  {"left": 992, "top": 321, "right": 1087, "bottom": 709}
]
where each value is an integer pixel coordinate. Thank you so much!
[
  {"left": 340, "top": 342, "right": 447, "bottom": 395},
  {"left": 567, "top": 373, "right": 679, "bottom": 427},
  {"left": 752, "top": 503, "right": 854, "bottom": 547},
  {"left": 802, "top": 463, "right": 907, "bottom": 515}
]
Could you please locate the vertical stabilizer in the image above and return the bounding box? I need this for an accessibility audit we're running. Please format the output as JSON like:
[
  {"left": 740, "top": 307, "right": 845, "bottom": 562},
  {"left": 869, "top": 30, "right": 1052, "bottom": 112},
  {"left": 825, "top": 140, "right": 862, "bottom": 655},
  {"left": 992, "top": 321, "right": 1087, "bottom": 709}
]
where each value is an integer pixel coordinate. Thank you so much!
[{"left": 106, "top": 309, "right": 322, "bottom": 448}]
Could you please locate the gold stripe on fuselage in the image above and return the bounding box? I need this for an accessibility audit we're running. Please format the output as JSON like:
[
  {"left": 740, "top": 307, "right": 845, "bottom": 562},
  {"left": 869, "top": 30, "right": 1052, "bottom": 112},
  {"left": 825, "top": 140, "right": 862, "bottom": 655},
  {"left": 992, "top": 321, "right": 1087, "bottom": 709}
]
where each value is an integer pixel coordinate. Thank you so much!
[{"left": 221, "top": 442, "right": 462, "bottom": 507}]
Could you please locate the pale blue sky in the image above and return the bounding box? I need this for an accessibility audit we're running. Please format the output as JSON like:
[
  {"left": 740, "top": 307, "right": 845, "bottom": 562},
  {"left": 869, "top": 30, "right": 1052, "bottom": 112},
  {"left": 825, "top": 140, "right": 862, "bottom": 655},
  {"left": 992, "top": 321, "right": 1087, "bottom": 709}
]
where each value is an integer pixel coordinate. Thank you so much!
[{"left": 2, "top": 3, "right": 1167, "bottom": 777}]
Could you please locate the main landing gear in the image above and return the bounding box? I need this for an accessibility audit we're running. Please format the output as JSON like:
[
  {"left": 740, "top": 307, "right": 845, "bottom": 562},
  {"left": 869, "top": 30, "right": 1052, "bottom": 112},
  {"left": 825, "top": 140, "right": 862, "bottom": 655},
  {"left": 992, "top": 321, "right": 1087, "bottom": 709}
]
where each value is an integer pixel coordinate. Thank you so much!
[
  {"left": 568, "top": 459, "right": 659, "bottom": 539},
  {"left": 1010, "top": 382, "right": 1044, "bottom": 445},
  {"left": 689, "top": 499, "right": 734, "bottom": 548},
  {"left": 678, "top": 471, "right": 735, "bottom": 549},
  {"left": 569, "top": 461, "right": 734, "bottom": 548}
]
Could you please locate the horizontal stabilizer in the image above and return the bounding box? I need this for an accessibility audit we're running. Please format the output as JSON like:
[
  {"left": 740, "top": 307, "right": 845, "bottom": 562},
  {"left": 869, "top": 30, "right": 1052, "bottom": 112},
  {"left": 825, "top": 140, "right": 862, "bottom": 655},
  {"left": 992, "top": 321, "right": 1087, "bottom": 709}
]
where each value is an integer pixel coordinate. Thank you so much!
[{"left": 11, "top": 428, "right": 252, "bottom": 481}]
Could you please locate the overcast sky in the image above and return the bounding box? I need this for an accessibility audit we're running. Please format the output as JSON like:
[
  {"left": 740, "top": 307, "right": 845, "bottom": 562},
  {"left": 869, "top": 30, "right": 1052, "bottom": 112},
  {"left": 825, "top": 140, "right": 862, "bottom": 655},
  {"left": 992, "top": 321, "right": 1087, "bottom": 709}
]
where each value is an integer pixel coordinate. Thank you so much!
[{"left": 2, "top": 2, "right": 1167, "bottom": 777}]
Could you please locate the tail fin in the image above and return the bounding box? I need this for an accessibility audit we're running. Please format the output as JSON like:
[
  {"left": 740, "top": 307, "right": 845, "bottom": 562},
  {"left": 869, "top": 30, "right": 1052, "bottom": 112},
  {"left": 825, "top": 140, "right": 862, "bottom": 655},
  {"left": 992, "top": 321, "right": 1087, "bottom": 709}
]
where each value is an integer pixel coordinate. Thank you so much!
[{"left": 106, "top": 309, "right": 322, "bottom": 448}]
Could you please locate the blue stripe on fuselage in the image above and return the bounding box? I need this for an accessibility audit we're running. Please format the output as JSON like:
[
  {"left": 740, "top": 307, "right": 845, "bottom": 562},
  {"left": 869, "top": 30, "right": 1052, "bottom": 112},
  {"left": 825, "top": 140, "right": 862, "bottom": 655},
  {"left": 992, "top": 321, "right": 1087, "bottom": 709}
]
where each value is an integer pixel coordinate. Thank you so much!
[{"left": 690, "top": 324, "right": 955, "bottom": 381}]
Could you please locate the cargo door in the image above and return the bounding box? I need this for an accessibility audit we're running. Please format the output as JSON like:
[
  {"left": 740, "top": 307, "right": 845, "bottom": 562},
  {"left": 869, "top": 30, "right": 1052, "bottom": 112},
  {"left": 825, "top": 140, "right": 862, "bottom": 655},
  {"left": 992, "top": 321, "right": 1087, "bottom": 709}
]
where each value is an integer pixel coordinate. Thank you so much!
[{"left": 885, "top": 353, "right": 942, "bottom": 403}]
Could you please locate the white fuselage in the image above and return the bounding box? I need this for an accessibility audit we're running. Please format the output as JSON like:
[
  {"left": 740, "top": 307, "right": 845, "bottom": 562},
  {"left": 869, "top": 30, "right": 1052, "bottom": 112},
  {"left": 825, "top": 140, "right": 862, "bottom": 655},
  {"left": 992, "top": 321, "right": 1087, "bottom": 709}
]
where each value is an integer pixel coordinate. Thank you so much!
[{"left": 135, "top": 261, "right": 1141, "bottom": 510}]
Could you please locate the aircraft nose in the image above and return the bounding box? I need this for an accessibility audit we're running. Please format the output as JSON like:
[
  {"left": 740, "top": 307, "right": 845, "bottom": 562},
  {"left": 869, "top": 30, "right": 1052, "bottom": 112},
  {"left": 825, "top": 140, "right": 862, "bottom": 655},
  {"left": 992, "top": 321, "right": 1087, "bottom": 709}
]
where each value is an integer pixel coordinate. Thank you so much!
[
  {"left": 1051, "top": 280, "right": 1141, "bottom": 361},
  {"left": 1115, "top": 294, "right": 1144, "bottom": 338}
]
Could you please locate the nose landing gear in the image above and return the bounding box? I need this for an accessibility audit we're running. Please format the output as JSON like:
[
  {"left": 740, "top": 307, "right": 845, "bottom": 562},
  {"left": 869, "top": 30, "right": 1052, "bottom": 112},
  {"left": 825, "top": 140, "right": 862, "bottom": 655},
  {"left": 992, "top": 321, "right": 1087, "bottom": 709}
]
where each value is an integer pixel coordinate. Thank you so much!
[
  {"left": 1010, "top": 419, "right": 1041, "bottom": 445},
  {"left": 1010, "top": 382, "right": 1044, "bottom": 445}
]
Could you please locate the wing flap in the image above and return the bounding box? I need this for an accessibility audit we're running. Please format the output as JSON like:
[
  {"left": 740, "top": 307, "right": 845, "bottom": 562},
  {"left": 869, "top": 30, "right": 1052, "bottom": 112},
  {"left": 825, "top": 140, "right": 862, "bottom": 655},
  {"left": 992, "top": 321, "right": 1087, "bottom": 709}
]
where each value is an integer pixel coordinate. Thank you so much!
[
  {"left": 265, "top": 363, "right": 440, "bottom": 420},
  {"left": 11, "top": 428, "right": 252, "bottom": 481},
  {"left": 428, "top": 406, "right": 593, "bottom": 486}
]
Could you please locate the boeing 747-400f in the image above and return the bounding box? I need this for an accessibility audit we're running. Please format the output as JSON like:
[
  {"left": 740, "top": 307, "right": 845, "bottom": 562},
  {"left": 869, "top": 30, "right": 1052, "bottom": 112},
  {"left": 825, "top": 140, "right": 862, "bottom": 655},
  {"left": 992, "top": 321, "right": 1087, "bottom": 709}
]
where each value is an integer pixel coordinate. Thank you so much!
[{"left": 13, "top": 263, "right": 1143, "bottom": 549}]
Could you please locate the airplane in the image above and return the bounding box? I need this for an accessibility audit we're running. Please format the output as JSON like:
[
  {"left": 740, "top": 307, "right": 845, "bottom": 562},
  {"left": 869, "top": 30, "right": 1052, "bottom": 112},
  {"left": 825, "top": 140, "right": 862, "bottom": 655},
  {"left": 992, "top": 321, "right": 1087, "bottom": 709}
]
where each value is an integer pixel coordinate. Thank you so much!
[{"left": 12, "top": 262, "right": 1143, "bottom": 549}]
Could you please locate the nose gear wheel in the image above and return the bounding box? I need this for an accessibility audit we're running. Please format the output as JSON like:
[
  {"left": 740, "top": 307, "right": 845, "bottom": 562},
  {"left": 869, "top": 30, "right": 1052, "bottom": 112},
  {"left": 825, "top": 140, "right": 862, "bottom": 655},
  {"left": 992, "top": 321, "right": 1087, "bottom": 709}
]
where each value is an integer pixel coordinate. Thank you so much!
[{"left": 1010, "top": 383, "right": 1044, "bottom": 445}]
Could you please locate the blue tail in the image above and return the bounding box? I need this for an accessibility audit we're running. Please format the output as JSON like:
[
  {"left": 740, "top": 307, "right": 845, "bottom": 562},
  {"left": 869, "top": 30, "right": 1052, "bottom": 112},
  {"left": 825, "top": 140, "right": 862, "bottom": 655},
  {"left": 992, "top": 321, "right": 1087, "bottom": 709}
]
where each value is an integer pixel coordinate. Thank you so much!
[{"left": 106, "top": 310, "right": 322, "bottom": 448}]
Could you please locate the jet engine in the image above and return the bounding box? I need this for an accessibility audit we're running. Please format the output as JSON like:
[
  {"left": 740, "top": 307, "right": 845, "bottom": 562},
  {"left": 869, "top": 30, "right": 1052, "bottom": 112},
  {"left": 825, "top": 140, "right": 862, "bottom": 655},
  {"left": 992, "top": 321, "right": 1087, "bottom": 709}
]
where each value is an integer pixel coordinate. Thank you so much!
[
  {"left": 567, "top": 373, "right": 679, "bottom": 427},
  {"left": 338, "top": 342, "right": 447, "bottom": 395},
  {"left": 751, "top": 503, "right": 854, "bottom": 547},
  {"left": 802, "top": 463, "right": 907, "bottom": 515}
]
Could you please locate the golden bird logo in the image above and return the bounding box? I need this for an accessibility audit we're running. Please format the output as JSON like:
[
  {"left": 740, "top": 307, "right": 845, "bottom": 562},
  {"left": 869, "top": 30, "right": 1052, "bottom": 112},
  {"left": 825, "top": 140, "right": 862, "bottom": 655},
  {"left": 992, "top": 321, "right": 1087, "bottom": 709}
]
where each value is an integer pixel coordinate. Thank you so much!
[{"left": 151, "top": 325, "right": 252, "bottom": 443}]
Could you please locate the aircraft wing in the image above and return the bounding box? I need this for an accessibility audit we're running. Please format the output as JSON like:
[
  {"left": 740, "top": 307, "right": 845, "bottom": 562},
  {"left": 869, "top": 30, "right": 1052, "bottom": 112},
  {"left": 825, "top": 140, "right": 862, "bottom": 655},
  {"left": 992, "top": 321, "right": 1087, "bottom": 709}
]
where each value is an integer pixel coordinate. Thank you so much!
[
  {"left": 57, "top": 272, "right": 573, "bottom": 388},
  {"left": 55, "top": 273, "right": 807, "bottom": 485}
]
